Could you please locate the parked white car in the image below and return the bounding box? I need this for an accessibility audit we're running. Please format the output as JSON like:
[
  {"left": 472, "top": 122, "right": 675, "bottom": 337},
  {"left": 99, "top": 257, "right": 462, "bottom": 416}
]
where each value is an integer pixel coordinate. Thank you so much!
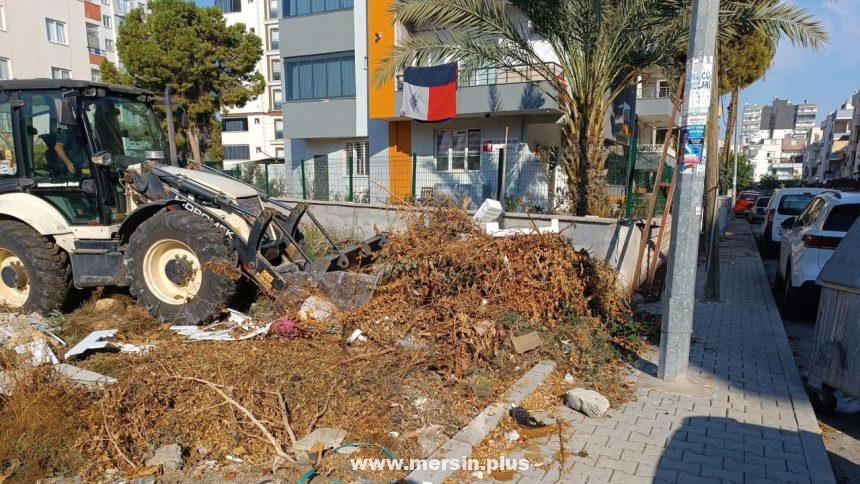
[
  {"left": 777, "top": 191, "right": 860, "bottom": 316},
  {"left": 761, "top": 187, "right": 832, "bottom": 249}
]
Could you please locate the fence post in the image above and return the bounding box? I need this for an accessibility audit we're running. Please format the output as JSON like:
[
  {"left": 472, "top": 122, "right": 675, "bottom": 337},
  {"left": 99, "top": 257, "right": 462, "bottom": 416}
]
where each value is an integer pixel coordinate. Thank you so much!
[
  {"left": 263, "top": 162, "right": 270, "bottom": 196},
  {"left": 623, "top": 134, "right": 639, "bottom": 219},
  {"left": 411, "top": 153, "right": 418, "bottom": 201},
  {"left": 300, "top": 159, "right": 307, "bottom": 199},
  {"left": 495, "top": 147, "right": 506, "bottom": 202},
  {"left": 347, "top": 155, "right": 354, "bottom": 202}
]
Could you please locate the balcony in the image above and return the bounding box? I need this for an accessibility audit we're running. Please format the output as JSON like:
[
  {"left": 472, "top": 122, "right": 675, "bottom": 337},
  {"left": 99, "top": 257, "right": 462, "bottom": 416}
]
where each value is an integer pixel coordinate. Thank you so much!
[
  {"left": 392, "top": 63, "right": 561, "bottom": 119},
  {"left": 88, "top": 46, "right": 106, "bottom": 65}
]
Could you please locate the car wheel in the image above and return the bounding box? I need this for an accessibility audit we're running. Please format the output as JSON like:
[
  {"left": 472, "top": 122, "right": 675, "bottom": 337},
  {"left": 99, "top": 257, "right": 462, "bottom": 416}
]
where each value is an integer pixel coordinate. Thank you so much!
[{"left": 781, "top": 260, "right": 799, "bottom": 318}]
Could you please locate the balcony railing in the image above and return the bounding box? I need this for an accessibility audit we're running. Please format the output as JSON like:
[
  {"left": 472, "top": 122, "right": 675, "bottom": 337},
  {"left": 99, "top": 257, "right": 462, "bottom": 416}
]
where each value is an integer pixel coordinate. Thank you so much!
[
  {"left": 638, "top": 85, "right": 671, "bottom": 99},
  {"left": 395, "top": 63, "right": 563, "bottom": 91},
  {"left": 88, "top": 46, "right": 106, "bottom": 57},
  {"left": 639, "top": 144, "right": 676, "bottom": 157}
]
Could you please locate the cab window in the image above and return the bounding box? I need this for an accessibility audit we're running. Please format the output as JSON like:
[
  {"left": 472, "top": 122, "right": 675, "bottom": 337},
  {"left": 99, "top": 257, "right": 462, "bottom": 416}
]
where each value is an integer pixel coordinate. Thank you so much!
[
  {"left": 18, "top": 91, "right": 100, "bottom": 225},
  {"left": 0, "top": 95, "right": 15, "bottom": 178}
]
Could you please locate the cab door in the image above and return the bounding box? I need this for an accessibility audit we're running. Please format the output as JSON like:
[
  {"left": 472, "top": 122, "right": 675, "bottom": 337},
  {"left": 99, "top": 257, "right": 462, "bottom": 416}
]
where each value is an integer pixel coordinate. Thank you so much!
[{"left": 16, "top": 91, "right": 103, "bottom": 226}]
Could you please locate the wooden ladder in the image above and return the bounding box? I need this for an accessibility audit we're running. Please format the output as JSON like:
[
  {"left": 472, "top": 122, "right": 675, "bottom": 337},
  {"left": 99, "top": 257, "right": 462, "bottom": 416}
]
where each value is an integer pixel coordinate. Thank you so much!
[{"left": 631, "top": 76, "right": 684, "bottom": 295}]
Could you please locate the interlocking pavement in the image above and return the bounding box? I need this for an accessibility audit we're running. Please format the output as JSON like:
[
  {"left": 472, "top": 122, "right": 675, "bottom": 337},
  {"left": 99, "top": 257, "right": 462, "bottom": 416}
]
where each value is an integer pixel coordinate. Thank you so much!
[{"left": 496, "top": 221, "right": 835, "bottom": 483}]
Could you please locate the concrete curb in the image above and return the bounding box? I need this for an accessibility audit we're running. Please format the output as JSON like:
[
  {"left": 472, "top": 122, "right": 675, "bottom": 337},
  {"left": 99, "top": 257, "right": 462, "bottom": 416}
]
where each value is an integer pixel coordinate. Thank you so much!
[
  {"left": 405, "top": 360, "right": 556, "bottom": 484},
  {"left": 744, "top": 223, "right": 836, "bottom": 483}
]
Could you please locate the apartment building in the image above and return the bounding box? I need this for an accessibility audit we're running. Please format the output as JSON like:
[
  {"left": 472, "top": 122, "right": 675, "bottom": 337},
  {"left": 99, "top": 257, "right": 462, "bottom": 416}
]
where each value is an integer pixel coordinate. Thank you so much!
[
  {"left": 216, "top": 0, "right": 284, "bottom": 169},
  {"left": 742, "top": 98, "right": 818, "bottom": 181},
  {"left": 847, "top": 90, "right": 860, "bottom": 179},
  {"left": 800, "top": 97, "right": 856, "bottom": 185},
  {"left": 0, "top": 0, "right": 146, "bottom": 83},
  {"left": 275, "top": 0, "right": 663, "bottom": 206}
]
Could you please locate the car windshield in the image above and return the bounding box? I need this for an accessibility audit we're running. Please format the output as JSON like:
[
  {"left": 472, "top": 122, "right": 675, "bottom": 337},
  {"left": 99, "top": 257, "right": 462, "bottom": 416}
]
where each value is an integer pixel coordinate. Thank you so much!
[
  {"left": 83, "top": 95, "right": 166, "bottom": 168},
  {"left": 778, "top": 194, "right": 814, "bottom": 215},
  {"left": 755, "top": 197, "right": 770, "bottom": 207},
  {"left": 824, "top": 203, "right": 860, "bottom": 231}
]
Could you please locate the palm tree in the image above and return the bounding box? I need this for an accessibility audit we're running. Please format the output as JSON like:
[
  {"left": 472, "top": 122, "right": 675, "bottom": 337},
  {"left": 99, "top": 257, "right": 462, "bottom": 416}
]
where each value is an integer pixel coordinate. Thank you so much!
[{"left": 375, "top": 0, "right": 827, "bottom": 216}]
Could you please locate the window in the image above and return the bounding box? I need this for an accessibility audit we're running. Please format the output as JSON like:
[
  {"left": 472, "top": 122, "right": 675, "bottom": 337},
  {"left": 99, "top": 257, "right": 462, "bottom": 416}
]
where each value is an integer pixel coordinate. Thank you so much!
[
  {"left": 269, "top": 28, "right": 279, "bottom": 50},
  {"left": 103, "top": 15, "right": 112, "bottom": 28},
  {"left": 86, "top": 24, "right": 100, "bottom": 50},
  {"left": 270, "top": 58, "right": 281, "bottom": 81},
  {"left": 345, "top": 140, "right": 369, "bottom": 176},
  {"left": 216, "top": 0, "right": 241, "bottom": 13},
  {"left": 0, "top": 5, "right": 6, "bottom": 31},
  {"left": 46, "top": 18, "right": 68, "bottom": 45},
  {"left": 777, "top": 194, "right": 815, "bottom": 216},
  {"left": 272, "top": 88, "right": 283, "bottom": 110},
  {"left": 435, "top": 129, "right": 481, "bottom": 171},
  {"left": 51, "top": 67, "right": 71, "bottom": 79},
  {"left": 0, "top": 58, "right": 9, "bottom": 81},
  {"left": 222, "top": 117, "right": 248, "bottom": 132},
  {"left": 285, "top": 52, "right": 355, "bottom": 100},
  {"left": 268, "top": 0, "right": 278, "bottom": 19},
  {"left": 224, "top": 145, "right": 251, "bottom": 161},
  {"left": 105, "top": 39, "right": 115, "bottom": 52},
  {"left": 283, "top": 0, "right": 353, "bottom": 17},
  {"left": 0, "top": 95, "right": 16, "bottom": 178},
  {"left": 797, "top": 198, "right": 824, "bottom": 226},
  {"left": 274, "top": 119, "right": 284, "bottom": 140},
  {"left": 91, "top": 68, "right": 101, "bottom": 82},
  {"left": 824, "top": 204, "right": 860, "bottom": 232}
]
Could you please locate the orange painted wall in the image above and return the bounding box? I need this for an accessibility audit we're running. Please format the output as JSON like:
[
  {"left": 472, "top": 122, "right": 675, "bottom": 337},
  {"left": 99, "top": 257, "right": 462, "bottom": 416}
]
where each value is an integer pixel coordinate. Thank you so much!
[
  {"left": 368, "top": 0, "right": 395, "bottom": 119},
  {"left": 84, "top": 2, "right": 101, "bottom": 21},
  {"left": 89, "top": 54, "right": 105, "bottom": 65},
  {"left": 388, "top": 121, "right": 412, "bottom": 199}
]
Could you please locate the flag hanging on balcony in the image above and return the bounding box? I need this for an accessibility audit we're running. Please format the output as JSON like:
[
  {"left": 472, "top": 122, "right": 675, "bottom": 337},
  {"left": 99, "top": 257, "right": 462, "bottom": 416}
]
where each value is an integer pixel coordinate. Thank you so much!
[{"left": 400, "top": 62, "right": 458, "bottom": 122}]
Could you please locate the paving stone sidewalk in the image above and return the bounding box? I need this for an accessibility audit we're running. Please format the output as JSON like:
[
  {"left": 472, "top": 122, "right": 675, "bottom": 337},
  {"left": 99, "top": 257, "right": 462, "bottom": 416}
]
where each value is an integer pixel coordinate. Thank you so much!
[{"left": 506, "top": 220, "right": 835, "bottom": 483}]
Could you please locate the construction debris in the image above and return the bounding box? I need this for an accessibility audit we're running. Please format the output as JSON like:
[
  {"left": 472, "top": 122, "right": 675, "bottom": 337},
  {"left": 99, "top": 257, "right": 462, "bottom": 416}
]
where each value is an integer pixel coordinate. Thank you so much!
[
  {"left": 145, "top": 444, "right": 184, "bottom": 472},
  {"left": 473, "top": 199, "right": 504, "bottom": 224},
  {"left": 294, "top": 427, "right": 347, "bottom": 453},
  {"left": 15, "top": 339, "right": 59, "bottom": 365},
  {"left": 64, "top": 329, "right": 118, "bottom": 360},
  {"left": 510, "top": 332, "right": 543, "bottom": 355},
  {"left": 565, "top": 388, "right": 610, "bottom": 418},
  {"left": 298, "top": 295, "right": 337, "bottom": 322},
  {"left": 485, "top": 219, "right": 560, "bottom": 237},
  {"left": 170, "top": 310, "right": 269, "bottom": 341},
  {"left": 53, "top": 364, "right": 117, "bottom": 388}
]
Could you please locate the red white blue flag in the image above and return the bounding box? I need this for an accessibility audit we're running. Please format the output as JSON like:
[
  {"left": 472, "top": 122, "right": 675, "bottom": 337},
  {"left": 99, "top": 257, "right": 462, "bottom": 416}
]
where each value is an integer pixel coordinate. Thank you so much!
[{"left": 400, "top": 63, "right": 458, "bottom": 122}]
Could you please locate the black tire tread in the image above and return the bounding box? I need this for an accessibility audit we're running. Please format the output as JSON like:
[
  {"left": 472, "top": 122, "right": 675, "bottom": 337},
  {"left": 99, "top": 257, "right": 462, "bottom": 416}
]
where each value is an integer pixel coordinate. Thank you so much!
[
  {"left": 0, "top": 219, "right": 72, "bottom": 314},
  {"left": 126, "top": 210, "right": 238, "bottom": 325}
]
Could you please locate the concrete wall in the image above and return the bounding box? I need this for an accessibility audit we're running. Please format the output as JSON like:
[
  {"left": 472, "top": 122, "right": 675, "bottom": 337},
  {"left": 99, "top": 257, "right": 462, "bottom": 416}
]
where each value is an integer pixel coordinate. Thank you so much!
[
  {"left": 287, "top": 199, "right": 671, "bottom": 288},
  {"left": 280, "top": 9, "right": 354, "bottom": 57}
]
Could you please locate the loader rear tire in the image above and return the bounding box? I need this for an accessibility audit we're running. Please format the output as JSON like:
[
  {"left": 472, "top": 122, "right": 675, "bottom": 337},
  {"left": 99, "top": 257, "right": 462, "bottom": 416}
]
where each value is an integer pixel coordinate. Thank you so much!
[
  {"left": 127, "top": 210, "right": 238, "bottom": 325},
  {"left": 0, "top": 220, "right": 71, "bottom": 314}
]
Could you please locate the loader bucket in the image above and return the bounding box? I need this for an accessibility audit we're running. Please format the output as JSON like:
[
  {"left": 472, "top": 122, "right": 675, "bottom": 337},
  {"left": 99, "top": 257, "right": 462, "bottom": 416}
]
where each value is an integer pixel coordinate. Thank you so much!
[{"left": 318, "top": 271, "right": 381, "bottom": 311}]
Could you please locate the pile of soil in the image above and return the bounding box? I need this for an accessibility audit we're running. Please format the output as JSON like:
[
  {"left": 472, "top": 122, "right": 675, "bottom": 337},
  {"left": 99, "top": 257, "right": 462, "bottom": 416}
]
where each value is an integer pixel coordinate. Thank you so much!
[{"left": 0, "top": 206, "right": 655, "bottom": 482}]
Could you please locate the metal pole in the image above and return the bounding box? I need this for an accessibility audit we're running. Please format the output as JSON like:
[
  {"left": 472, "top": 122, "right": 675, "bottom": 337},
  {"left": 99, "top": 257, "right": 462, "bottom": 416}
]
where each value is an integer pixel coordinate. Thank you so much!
[
  {"left": 264, "top": 162, "right": 270, "bottom": 196},
  {"left": 348, "top": 155, "right": 354, "bottom": 202},
  {"left": 411, "top": 153, "right": 418, "bottom": 202},
  {"left": 300, "top": 159, "right": 307, "bottom": 200},
  {"left": 164, "top": 86, "right": 178, "bottom": 166},
  {"left": 623, "top": 125, "right": 639, "bottom": 220},
  {"left": 733, "top": 91, "right": 740, "bottom": 196},
  {"left": 658, "top": 0, "right": 720, "bottom": 381}
]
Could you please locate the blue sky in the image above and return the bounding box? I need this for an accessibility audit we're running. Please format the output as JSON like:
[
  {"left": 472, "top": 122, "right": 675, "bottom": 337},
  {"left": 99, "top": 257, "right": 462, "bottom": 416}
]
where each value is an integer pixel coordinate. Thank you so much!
[
  {"left": 737, "top": 0, "right": 858, "bottom": 120},
  {"left": 196, "top": 0, "right": 855, "bottom": 120}
]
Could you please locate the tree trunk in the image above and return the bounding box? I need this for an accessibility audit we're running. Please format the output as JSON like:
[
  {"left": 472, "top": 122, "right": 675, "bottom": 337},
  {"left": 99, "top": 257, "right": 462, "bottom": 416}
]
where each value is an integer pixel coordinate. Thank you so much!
[
  {"left": 703, "top": 55, "right": 721, "bottom": 300},
  {"left": 702, "top": 54, "right": 720, "bottom": 245},
  {"left": 186, "top": 126, "right": 202, "bottom": 163},
  {"left": 722, "top": 88, "right": 740, "bottom": 194}
]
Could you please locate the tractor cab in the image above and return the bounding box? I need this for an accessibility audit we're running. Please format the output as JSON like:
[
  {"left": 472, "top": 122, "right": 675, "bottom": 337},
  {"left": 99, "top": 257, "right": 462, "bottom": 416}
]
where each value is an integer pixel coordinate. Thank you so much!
[{"left": 0, "top": 79, "right": 168, "bottom": 228}]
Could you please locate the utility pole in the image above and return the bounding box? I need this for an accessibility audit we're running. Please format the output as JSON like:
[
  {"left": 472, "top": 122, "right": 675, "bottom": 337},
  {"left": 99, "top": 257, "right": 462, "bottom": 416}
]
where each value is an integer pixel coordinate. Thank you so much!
[{"left": 658, "top": 0, "right": 720, "bottom": 381}]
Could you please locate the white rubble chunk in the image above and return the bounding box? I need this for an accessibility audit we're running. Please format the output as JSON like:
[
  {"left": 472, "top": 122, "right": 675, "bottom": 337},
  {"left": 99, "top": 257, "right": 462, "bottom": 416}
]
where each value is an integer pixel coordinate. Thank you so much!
[
  {"left": 299, "top": 296, "right": 337, "bottom": 322},
  {"left": 54, "top": 363, "right": 117, "bottom": 387},
  {"left": 565, "top": 388, "right": 610, "bottom": 418},
  {"left": 294, "top": 427, "right": 347, "bottom": 452},
  {"left": 145, "top": 443, "right": 184, "bottom": 472},
  {"left": 473, "top": 199, "right": 503, "bottom": 224},
  {"left": 64, "top": 329, "right": 118, "bottom": 360}
]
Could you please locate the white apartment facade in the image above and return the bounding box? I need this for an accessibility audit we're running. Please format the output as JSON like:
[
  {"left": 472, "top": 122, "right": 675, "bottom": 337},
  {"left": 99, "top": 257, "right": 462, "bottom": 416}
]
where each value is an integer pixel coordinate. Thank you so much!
[
  {"left": 742, "top": 98, "right": 818, "bottom": 182},
  {"left": 216, "top": 0, "right": 284, "bottom": 169},
  {"left": 0, "top": 0, "right": 146, "bottom": 83}
]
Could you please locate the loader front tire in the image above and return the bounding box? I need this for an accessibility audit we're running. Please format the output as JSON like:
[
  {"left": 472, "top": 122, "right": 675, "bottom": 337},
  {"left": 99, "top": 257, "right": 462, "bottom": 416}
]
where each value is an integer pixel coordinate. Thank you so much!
[
  {"left": 127, "top": 210, "right": 238, "bottom": 325},
  {"left": 0, "top": 220, "right": 71, "bottom": 313}
]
